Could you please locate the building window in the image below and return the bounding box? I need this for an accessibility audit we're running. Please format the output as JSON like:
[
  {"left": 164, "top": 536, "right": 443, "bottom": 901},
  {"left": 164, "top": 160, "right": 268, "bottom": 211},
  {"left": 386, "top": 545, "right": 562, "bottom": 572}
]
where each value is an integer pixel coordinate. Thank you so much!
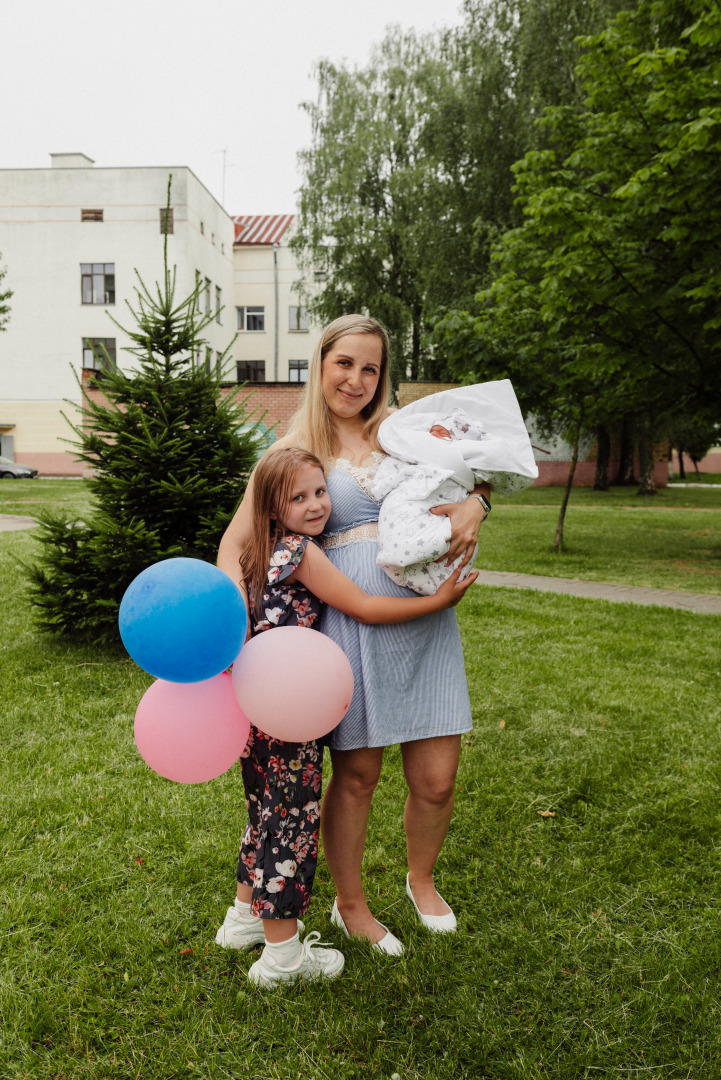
[
  {"left": 204, "top": 278, "right": 211, "bottom": 314},
  {"left": 195, "top": 270, "right": 201, "bottom": 312},
  {"left": 236, "top": 306, "right": 265, "bottom": 331},
  {"left": 313, "top": 270, "right": 328, "bottom": 281},
  {"left": 216, "top": 286, "right": 222, "bottom": 324},
  {"left": 81, "top": 263, "right": 115, "bottom": 305},
  {"left": 237, "top": 361, "right": 265, "bottom": 383},
  {"left": 200, "top": 221, "right": 205, "bottom": 235},
  {"left": 82, "top": 337, "right": 116, "bottom": 373},
  {"left": 81, "top": 209, "right": 103, "bottom": 222},
  {"left": 160, "top": 207, "right": 174, "bottom": 234},
  {"left": 289, "top": 359, "right": 308, "bottom": 383},
  {"left": 289, "top": 305, "right": 308, "bottom": 332}
]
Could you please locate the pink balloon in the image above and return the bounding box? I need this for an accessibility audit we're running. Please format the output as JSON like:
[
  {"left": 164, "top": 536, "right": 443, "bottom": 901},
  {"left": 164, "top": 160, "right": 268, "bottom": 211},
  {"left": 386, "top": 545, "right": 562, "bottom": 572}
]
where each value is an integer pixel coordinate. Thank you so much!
[
  {"left": 134, "top": 672, "right": 250, "bottom": 783},
  {"left": 231, "top": 627, "right": 354, "bottom": 741}
]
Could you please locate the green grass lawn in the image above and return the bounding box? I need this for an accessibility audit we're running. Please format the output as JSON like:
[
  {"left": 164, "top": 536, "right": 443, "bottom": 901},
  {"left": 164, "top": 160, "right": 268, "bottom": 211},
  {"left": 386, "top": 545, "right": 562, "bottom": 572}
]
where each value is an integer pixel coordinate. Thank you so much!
[
  {"left": 4, "top": 478, "right": 721, "bottom": 599},
  {"left": 0, "top": 477, "right": 90, "bottom": 519},
  {"left": 2, "top": 524, "right": 720, "bottom": 1079},
  {"left": 669, "top": 472, "right": 721, "bottom": 486},
  {"left": 499, "top": 484, "right": 721, "bottom": 508},
  {"left": 479, "top": 485, "right": 721, "bottom": 595}
]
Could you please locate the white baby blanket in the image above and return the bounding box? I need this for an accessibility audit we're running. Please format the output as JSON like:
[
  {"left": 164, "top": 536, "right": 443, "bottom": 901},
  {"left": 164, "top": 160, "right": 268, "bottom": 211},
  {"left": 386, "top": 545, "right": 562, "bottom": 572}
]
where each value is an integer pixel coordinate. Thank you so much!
[{"left": 371, "top": 380, "right": 538, "bottom": 595}]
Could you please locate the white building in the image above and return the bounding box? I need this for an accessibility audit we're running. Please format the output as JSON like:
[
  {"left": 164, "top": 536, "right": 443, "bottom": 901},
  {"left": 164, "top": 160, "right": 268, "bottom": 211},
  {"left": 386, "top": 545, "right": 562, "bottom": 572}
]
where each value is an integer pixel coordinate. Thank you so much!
[
  {"left": 0, "top": 154, "right": 234, "bottom": 474},
  {"left": 232, "top": 214, "right": 322, "bottom": 385}
]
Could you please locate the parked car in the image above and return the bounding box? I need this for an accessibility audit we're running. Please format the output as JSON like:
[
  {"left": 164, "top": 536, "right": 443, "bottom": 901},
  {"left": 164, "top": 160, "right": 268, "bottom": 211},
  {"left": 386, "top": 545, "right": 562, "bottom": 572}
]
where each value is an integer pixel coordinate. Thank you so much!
[{"left": 0, "top": 455, "right": 39, "bottom": 479}]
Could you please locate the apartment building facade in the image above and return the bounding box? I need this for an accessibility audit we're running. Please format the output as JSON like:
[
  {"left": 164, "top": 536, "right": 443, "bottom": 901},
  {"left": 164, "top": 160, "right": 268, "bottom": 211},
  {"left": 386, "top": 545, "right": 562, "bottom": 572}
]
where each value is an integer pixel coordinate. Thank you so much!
[
  {"left": 0, "top": 154, "right": 234, "bottom": 474},
  {"left": 232, "top": 213, "right": 322, "bottom": 387}
]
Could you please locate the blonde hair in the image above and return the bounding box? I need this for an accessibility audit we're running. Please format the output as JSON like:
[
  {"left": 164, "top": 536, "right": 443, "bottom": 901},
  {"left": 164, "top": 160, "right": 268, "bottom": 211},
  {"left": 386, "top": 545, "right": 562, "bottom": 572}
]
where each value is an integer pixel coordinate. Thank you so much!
[
  {"left": 240, "top": 446, "right": 326, "bottom": 623},
  {"left": 287, "top": 314, "right": 390, "bottom": 464}
]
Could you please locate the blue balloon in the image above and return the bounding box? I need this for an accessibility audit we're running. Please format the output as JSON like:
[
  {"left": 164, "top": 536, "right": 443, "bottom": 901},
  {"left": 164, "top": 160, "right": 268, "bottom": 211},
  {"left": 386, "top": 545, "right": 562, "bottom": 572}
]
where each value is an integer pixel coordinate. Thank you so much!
[{"left": 119, "top": 558, "right": 248, "bottom": 683}]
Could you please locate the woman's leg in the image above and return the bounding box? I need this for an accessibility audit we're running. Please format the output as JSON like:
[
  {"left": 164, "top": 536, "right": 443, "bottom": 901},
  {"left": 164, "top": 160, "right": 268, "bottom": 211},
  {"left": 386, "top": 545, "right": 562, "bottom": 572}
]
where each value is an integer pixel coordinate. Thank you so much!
[
  {"left": 401, "top": 734, "right": 461, "bottom": 915},
  {"left": 321, "top": 745, "right": 386, "bottom": 943}
]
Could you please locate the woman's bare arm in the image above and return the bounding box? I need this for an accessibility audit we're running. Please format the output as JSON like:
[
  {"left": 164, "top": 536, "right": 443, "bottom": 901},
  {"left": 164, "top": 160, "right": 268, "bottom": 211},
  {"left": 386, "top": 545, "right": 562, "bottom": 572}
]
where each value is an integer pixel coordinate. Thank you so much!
[{"left": 430, "top": 482, "right": 492, "bottom": 568}]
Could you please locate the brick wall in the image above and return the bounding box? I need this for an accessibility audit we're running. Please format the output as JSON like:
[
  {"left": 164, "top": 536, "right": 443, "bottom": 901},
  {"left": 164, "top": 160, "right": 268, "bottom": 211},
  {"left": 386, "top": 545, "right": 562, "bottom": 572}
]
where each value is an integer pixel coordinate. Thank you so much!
[
  {"left": 671, "top": 448, "right": 721, "bottom": 475},
  {"left": 534, "top": 460, "right": 668, "bottom": 487},
  {"left": 397, "top": 381, "right": 459, "bottom": 408},
  {"left": 79, "top": 374, "right": 675, "bottom": 486},
  {"left": 221, "top": 382, "right": 305, "bottom": 439},
  {"left": 82, "top": 373, "right": 305, "bottom": 442}
]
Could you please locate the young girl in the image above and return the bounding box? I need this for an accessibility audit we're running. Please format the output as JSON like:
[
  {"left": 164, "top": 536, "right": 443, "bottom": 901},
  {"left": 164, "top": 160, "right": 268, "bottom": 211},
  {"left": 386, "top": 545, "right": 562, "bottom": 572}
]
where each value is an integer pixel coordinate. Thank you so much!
[{"left": 215, "top": 446, "right": 477, "bottom": 987}]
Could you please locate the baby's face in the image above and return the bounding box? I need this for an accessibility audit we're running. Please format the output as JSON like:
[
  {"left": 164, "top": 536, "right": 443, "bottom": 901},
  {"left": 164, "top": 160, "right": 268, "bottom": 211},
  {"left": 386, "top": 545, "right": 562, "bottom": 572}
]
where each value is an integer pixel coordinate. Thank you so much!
[{"left": 429, "top": 424, "right": 452, "bottom": 440}]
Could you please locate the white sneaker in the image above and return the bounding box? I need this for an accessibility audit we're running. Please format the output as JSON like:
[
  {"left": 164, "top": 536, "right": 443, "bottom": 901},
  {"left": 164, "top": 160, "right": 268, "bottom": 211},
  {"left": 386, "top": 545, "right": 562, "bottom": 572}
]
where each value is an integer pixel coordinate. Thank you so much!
[
  {"left": 214, "top": 904, "right": 305, "bottom": 950},
  {"left": 248, "top": 932, "right": 345, "bottom": 988}
]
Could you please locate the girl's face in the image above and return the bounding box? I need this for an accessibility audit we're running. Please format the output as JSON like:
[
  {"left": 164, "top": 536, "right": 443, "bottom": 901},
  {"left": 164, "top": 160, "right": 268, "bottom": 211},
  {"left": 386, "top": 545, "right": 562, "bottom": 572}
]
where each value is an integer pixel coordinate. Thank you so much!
[
  {"left": 274, "top": 464, "right": 331, "bottom": 537},
  {"left": 321, "top": 333, "right": 383, "bottom": 420}
]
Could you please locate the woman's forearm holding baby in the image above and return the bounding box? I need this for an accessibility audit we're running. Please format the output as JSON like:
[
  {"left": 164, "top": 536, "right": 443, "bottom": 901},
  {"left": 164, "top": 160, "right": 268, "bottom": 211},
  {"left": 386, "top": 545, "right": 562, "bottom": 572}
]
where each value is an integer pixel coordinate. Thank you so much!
[{"left": 429, "top": 483, "right": 491, "bottom": 567}]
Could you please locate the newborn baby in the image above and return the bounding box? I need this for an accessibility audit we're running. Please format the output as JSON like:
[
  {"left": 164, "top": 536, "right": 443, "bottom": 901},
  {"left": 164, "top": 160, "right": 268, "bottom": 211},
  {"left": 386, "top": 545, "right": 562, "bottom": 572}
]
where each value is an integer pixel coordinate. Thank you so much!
[
  {"left": 371, "top": 381, "right": 537, "bottom": 595},
  {"left": 428, "top": 409, "right": 483, "bottom": 443}
]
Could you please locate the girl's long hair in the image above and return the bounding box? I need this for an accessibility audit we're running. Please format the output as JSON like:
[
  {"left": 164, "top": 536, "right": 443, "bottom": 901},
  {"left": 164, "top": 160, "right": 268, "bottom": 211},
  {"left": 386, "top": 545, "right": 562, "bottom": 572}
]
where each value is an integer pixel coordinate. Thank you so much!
[
  {"left": 287, "top": 314, "right": 390, "bottom": 465},
  {"left": 240, "top": 446, "right": 326, "bottom": 623}
]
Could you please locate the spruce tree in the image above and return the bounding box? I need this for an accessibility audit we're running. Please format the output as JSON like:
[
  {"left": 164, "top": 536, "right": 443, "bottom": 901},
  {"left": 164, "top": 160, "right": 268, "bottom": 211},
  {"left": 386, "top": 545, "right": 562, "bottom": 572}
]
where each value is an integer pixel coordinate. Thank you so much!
[{"left": 26, "top": 179, "right": 265, "bottom": 643}]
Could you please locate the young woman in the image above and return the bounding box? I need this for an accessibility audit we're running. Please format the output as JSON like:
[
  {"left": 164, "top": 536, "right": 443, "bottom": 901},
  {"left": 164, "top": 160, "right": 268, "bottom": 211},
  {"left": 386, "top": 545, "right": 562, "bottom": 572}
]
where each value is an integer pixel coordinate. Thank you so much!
[{"left": 218, "top": 315, "right": 490, "bottom": 953}]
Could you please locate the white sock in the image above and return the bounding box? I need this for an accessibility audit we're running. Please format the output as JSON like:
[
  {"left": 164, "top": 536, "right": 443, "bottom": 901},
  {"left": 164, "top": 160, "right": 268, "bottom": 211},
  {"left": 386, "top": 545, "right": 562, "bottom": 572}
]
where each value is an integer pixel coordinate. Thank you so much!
[
  {"left": 263, "top": 932, "right": 302, "bottom": 966},
  {"left": 233, "top": 898, "right": 253, "bottom": 918}
]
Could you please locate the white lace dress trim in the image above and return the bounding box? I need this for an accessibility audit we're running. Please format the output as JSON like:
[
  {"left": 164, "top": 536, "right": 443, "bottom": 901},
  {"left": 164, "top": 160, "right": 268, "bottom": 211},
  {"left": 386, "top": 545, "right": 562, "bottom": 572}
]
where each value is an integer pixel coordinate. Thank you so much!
[{"left": 333, "top": 452, "right": 385, "bottom": 501}]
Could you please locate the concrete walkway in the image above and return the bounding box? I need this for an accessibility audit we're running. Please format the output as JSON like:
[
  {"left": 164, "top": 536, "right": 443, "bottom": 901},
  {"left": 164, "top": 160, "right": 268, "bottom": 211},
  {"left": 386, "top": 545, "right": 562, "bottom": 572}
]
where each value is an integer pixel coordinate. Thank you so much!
[
  {"left": 0, "top": 514, "right": 38, "bottom": 531},
  {"left": 474, "top": 569, "right": 721, "bottom": 615}
]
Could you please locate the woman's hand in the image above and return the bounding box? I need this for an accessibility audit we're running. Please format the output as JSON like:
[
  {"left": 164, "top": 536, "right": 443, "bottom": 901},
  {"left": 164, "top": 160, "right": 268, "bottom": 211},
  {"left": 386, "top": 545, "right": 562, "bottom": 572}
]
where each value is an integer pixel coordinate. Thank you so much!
[
  {"left": 430, "top": 497, "right": 487, "bottom": 568},
  {"left": 433, "top": 567, "right": 479, "bottom": 608}
]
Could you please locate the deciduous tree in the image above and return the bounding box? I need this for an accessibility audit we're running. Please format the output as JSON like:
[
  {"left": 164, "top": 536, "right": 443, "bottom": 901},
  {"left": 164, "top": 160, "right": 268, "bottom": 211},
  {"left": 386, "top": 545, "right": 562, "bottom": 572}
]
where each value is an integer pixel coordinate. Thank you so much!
[
  {"left": 292, "top": 28, "right": 441, "bottom": 382},
  {"left": 434, "top": 0, "right": 721, "bottom": 525}
]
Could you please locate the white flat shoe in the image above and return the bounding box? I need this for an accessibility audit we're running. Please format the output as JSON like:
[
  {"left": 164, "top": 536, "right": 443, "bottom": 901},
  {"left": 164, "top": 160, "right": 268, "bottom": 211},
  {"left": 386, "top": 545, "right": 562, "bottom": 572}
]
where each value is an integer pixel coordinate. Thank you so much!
[
  {"left": 406, "top": 874, "right": 457, "bottom": 933},
  {"left": 331, "top": 898, "right": 404, "bottom": 956}
]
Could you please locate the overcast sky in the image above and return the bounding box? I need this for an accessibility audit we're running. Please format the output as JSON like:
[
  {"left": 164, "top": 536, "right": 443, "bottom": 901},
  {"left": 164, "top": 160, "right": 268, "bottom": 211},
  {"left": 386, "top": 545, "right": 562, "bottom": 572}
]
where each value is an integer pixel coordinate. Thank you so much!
[{"left": 0, "top": 0, "right": 465, "bottom": 215}]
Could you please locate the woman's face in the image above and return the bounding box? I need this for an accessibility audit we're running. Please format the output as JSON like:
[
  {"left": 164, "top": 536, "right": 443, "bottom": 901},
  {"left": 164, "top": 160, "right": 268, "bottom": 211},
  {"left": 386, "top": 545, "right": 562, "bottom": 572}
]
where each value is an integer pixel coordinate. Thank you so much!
[{"left": 321, "top": 333, "right": 383, "bottom": 420}]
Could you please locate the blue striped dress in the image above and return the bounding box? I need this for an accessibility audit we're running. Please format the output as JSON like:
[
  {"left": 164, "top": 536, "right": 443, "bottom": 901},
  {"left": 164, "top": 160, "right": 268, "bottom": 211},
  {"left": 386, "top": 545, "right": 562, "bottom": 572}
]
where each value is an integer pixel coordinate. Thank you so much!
[{"left": 321, "top": 455, "right": 472, "bottom": 751}]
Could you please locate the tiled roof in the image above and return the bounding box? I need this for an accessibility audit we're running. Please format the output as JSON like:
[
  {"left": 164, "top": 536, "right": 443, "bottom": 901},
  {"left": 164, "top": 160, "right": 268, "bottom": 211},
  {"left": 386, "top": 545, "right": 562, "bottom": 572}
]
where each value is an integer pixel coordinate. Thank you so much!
[{"left": 232, "top": 214, "right": 294, "bottom": 246}]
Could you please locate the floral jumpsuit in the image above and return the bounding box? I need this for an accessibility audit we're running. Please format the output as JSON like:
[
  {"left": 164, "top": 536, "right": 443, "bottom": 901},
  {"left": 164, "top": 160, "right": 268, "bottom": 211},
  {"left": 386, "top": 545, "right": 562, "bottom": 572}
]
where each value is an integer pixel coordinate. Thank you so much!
[{"left": 236, "top": 535, "right": 325, "bottom": 919}]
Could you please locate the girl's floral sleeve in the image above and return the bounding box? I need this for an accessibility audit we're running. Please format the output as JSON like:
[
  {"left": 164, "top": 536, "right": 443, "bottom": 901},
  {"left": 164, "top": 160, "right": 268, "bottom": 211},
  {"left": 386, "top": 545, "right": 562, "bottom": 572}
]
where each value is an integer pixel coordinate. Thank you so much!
[{"left": 266, "top": 535, "right": 310, "bottom": 586}]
